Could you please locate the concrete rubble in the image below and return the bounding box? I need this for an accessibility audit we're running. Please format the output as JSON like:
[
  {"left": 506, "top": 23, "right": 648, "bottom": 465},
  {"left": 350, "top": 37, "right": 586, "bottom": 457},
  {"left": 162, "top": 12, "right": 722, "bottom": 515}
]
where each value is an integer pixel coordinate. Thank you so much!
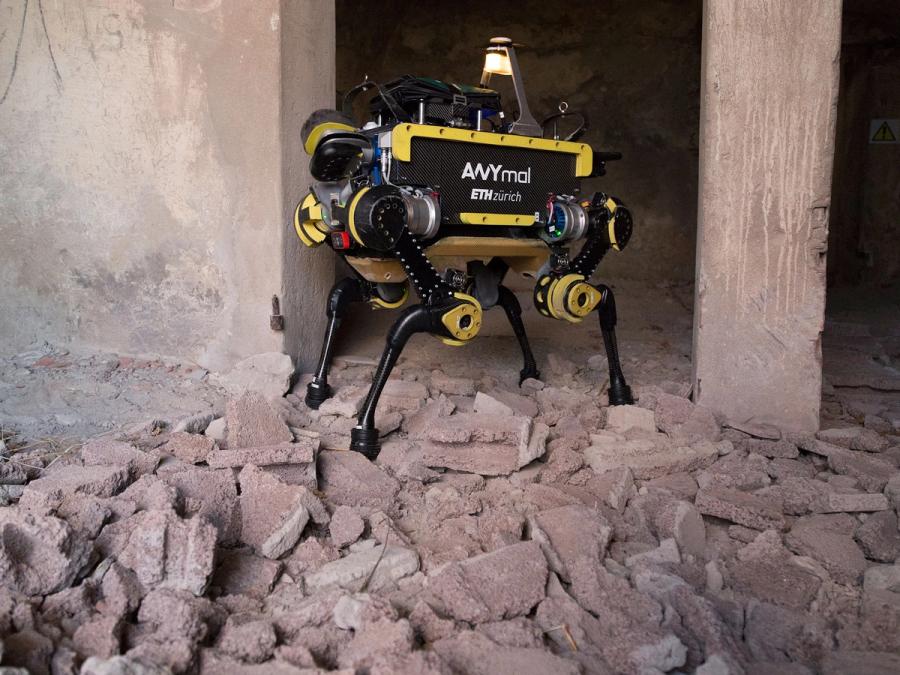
[{"left": 1, "top": 352, "right": 900, "bottom": 675}]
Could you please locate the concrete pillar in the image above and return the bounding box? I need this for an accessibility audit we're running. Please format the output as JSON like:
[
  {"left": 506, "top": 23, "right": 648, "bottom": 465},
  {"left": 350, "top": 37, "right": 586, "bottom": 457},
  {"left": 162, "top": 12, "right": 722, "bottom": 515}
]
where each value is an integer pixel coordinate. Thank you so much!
[
  {"left": 692, "top": 0, "right": 842, "bottom": 432},
  {"left": 281, "top": 0, "right": 337, "bottom": 372}
]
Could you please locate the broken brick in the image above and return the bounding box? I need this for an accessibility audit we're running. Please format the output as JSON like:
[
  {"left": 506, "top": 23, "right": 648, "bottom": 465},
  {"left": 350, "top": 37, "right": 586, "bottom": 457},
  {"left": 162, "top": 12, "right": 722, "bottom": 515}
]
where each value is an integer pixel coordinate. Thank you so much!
[
  {"left": 81, "top": 439, "right": 160, "bottom": 477},
  {"left": 817, "top": 426, "right": 889, "bottom": 453},
  {"left": 828, "top": 449, "right": 894, "bottom": 492},
  {"left": 0, "top": 509, "right": 91, "bottom": 596},
  {"left": 606, "top": 404, "right": 657, "bottom": 434},
  {"left": 226, "top": 392, "right": 293, "bottom": 449},
  {"left": 238, "top": 465, "right": 320, "bottom": 559},
  {"left": 814, "top": 491, "right": 889, "bottom": 514},
  {"left": 28, "top": 464, "right": 130, "bottom": 499},
  {"left": 162, "top": 432, "right": 215, "bottom": 465},
  {"left": 162, "top": 467, "right": 240, "bottom": 546},
  {"left": 473, "top": 390, "right": 538, "bottom": 418},
  {"left": 426, "top": 541, "right": 548, "bottom": 623},
  {"left": 785, "top": 514, "right": 867, "bottom": 585},
  {"left": 855, "top": 510, "right": 900, "bottom": 563},
  {"left": 117, "top": 510, "right": 218, "bottom": 595},
  {"left": 418, "top": 413, "right": 547, "bottom": 476},
  {"left": 430, "top": 371, "right": 476, "bottom": 396},
  {"left": 695, "top": 486, "right": 786, "bottom": 531},
  {"left": 216, "top": 614, "right": 277, "bottom": 664},
  {"left": 330, "top": 505, "right": 365, "bottom": 548},
  {"left": 527, "top": 504, "right": 612, "bottom": 582},
  {"left": 304, "top": 543, "right": 419, "bottom": 593},
  {"left": 318, "top": 449, "right": 401, "bottom": 515},
  {"left": 586, "top": 436, "right": 718, "bottom": 480}
]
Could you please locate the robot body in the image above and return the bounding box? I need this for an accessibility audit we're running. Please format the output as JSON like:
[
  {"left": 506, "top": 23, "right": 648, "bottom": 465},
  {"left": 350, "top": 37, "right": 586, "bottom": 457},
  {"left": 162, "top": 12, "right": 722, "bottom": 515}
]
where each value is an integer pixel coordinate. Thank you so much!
[{"left": 295, "top": 39, "right": 634, "bottom": 459}]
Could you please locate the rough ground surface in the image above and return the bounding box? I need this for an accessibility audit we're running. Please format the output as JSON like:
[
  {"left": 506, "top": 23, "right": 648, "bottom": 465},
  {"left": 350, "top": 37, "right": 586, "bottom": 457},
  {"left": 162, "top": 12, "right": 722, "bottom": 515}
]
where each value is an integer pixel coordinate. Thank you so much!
[
  {"left": 0, "top": 342, "right": 225, "bottom": 442},
  {"left": 1, "top": 287, "right": 899, "bottom": 674}
]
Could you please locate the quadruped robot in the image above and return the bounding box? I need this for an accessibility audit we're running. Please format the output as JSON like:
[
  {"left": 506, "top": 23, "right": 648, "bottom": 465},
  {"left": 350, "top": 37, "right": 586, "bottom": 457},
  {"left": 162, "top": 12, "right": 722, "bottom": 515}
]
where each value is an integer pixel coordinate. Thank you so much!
[{"left": 294, "top": 38, "right": 635, "bottom": 459}]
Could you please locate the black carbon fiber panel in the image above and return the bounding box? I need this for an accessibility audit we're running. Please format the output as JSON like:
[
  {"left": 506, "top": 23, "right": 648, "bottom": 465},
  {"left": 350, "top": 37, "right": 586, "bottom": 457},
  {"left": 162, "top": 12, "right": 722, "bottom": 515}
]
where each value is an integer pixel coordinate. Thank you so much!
[{"left": 390, "top": 137, "right": 581, "bottom": 225}]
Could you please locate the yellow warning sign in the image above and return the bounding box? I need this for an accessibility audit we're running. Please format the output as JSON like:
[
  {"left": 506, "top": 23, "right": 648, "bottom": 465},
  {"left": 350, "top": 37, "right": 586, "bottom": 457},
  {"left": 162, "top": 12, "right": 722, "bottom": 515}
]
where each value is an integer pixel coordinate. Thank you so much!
[{"left": 870, "top": 119, "right": 899, "bottom": 144}]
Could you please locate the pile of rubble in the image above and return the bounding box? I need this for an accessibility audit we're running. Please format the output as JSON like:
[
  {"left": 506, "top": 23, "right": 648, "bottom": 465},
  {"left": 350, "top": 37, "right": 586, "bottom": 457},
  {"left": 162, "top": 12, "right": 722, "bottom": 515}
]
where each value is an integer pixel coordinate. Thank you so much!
[{"left": 1, "top": 354, "right": 899, "bottom": 675}]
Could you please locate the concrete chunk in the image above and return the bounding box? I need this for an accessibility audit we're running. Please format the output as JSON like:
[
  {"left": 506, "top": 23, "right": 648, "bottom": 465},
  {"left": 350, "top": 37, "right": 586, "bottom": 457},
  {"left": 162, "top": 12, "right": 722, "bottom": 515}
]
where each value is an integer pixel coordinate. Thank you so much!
[
  {"left": 474, "top": 390, "right": 538, "bottom": 418},
  {"left": 330, "top": 505, "right": 365, "bottom": 548},
  {"left": 216, "top": 614, "right": 277, "bottom": 664},
  {"left": 0, "top": 509, "right": 91, "bottom": 595},
  {"left": 821, "top": 650, "right": 900, "bottom": 675},
  {"left": 431, "top": 371, "right": 476, "bottom": 396},
  {"left": 220, "top": 351, "right": 294, "bottom": 400},
  {"left": 207, "top": 440, "right": 317, "bottom": 469},
  {"left": 380, "top": 379, "right": 428, "bottom": 412},
  {"left": 863, "top": 564, "right": 900, "bottom": 593},
  {"left": 426, "top": 541, "right": 548, "bottom": 623},
  {"left": 82, "top": 439, "right": 160, "bottom": 476},
  {"left": 727, "top": 531, "right": 822, "bottom": 610},
  {"left": 303, "top": 543, "right": 419, "bottom": 593},
  {"left": 653, "top": 393, "right": 721, "bottom": 442},
  {"left": 785, "top": 514, "right": 867, "bottom": 585},
  {"left": 205, "top": 417, "right": 227, "bottom": 442},
  {"left": 213, "top": 549, "right": 282, "bottom": 598},
  {"left": 828, "top": 449, "right": 894, "bottom": 492},
  {"left": 318, "top": 450, "right": 401, "bottom": 515},
  {"left": 625, "top": 538, "right": 681, "bottom": 568},
  {"left": 585, "top": 437, "right": 718, "bottom": 480},
  {"left": 695, "top": 486, "right": 786, "bottom": 531},
  {"left": 117, "top": 510, "right": 217, "bottom": 595},
  {"left": 226, "top": 391, "right": 292, "bottom": 449},
  {"left": 743, "top": 438, "right": 799, "bottom": 459},
  {"left": 527, "top": 504, "right": 612, "bottom": 582},
  {"left": 606, "top": 404, "right": 657, "bottom": 434},
  {"left": 163, "top": 467, "right": 240, "bottom": 545},
  {"left": 855, "top": 510, "right": 900, "bottom": 562},
  {"left": 418, "top": 414, "right": 545, "bottom": 475},
  {"left": 72, "top": 614, "right": 122, "bottom": 659},
  {"left": 28, "top": 464, "right": 130, "bottom": 499},
  {"left": 433, "top": 631, "right": 580, "bottom": 675},
  {"left": 238, "top": 465, "right": 322, "bottom": 559},
  {"left": 318, "top": 385, "right": 366, "bottom": 417},
  {"left": 814, "top": 491, "right": 889, "bottom": 513},
  {"left": 337, "top": 617, "right": 415, "bottom": 671},
  {"left": 660, "top": 501, "right": 707, "bottom": 558},
  {"left": 425, "top": 413, "right": 531, "bottom": 448},
  {"left": 162, "top": 432, "right": 215, "bottom": 465},
  {"left": 173, "top": 412, "right": 216, "bottom": 435},
  {"left": 817, "top": 426, "right": 889, "bottom": 453},
  {"left": 137, "top": 586, "right": 223, "bottom": 642}
]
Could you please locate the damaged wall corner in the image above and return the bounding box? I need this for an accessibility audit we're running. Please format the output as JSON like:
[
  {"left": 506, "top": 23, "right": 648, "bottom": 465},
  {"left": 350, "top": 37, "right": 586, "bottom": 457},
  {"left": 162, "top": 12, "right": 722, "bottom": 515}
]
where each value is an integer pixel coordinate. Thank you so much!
[{"left": 692, "top": 0, "right": 843, "bottom": 432}]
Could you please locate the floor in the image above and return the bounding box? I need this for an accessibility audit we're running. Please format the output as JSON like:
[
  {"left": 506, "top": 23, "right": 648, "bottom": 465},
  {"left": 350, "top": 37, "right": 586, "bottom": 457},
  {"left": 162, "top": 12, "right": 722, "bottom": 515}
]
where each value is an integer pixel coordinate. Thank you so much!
[
  {"left": 1, "top": 282, "right": 899, "bottom": 673},
  {"left": 2, "top": 281, "right": 898, "bottom": 448},
  {"left": 0, "top": 281, "right": 694, "bottom": 447}
]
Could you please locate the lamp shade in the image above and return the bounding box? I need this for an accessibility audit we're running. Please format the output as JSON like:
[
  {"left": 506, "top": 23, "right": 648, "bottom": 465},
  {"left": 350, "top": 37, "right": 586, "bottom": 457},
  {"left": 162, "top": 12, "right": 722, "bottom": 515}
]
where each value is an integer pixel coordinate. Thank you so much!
[{"left": 483, "top": 50, "right": 512, "bottom": 76}]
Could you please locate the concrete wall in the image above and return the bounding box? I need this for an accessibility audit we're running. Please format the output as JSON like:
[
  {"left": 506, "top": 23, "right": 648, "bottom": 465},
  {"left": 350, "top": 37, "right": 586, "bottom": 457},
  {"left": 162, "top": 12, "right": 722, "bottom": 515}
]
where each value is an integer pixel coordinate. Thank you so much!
[
  {"left": 335, "top": 0, "right": 702, "bottom": 286},
  {"left": 0, "top": 0, "right": 334, "bottom": 372},
  {"left": 692, "top": 0, "right": 842, "bottom": 432},
  {"left": 828, "top": 0, "right": 900, "bottom": 287}
]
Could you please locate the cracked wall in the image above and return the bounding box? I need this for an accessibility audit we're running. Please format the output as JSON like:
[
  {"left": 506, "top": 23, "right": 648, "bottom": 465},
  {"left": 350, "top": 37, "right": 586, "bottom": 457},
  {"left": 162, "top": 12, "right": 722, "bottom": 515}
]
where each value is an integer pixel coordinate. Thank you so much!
[{"left": 0, "top": 0, "right": 334, "bottom": 371}]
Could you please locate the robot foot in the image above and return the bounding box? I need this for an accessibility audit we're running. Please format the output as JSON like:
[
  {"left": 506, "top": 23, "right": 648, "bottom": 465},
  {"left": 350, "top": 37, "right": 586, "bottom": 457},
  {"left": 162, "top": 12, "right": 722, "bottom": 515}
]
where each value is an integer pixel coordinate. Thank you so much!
[{"left": 350, "top": 426, "right": 381, "bottom": 461}]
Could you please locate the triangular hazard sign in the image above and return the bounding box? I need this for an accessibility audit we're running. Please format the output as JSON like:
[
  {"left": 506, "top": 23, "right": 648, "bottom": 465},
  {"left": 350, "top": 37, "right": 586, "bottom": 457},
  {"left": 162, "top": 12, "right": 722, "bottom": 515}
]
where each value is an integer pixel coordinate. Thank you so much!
[{"left": 872, "top": 121, "right": 897, "bottom": 142}]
